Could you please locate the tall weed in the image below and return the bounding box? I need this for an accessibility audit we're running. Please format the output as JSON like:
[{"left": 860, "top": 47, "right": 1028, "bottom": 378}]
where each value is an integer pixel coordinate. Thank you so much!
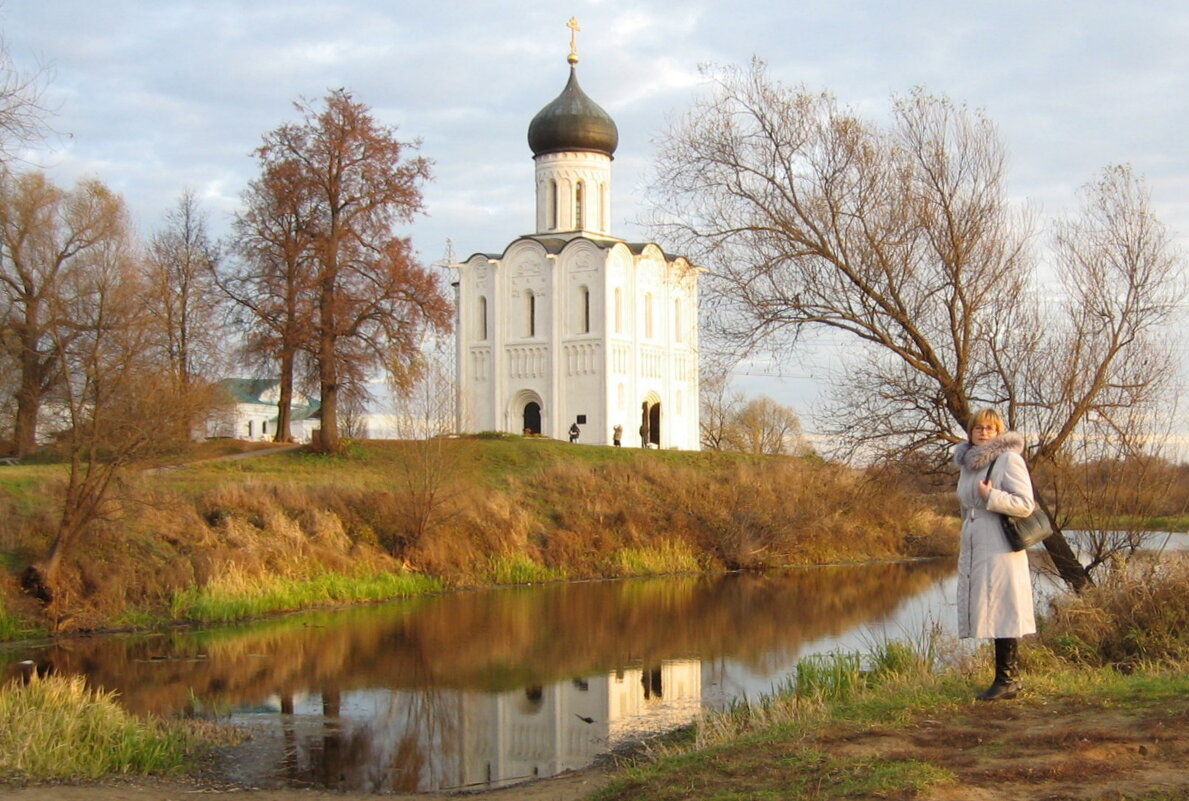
[{"left": 0, "top": 674, "right": 194, "bottom": 779}]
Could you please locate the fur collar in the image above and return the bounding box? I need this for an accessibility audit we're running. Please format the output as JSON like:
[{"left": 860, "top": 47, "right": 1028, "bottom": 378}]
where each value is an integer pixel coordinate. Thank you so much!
[{"left": 953, "top": 430, "right": 1025, "bottom": 471}]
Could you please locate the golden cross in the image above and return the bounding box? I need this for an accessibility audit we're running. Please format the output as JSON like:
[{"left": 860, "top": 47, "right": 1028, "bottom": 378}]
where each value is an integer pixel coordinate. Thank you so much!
[{"left": 567, "top": 17, "right": 581, "bottom": 63}]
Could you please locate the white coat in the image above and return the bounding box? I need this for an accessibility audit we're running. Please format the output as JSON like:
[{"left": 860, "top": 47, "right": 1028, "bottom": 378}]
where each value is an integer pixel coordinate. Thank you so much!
[{"left": 953, "top": 431, "right": 1037, "bottom": 639}]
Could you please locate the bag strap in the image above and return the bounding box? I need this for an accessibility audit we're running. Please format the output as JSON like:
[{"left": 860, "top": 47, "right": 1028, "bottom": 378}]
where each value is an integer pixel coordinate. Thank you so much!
[{"left": 984, "top": 456, "right": 997, "bottom": 482}]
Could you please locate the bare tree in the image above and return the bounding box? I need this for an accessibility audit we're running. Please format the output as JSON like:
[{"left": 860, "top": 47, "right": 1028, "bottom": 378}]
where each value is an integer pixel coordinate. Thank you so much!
[
  {"left": 0, "top": 171, "right": 129, "bottom": 457},
  {"left": 648, "top": 62, "right": 1185, "bottom": 587},
  {"left": 0, "top": 33, "right": 49, "bottom": 163},
  {"left": 143, "top": 189, "right": 225, "bottom": 386},
  {"left": 17, "top": 184, "right": 207, "bottom": 611},
  {"left": 249, "top": 89, "right": 452, "bottom": 453},
  {"left": 699, "top": 360, "right": 744, "bottom": 451},
  {"left": 387, "top": 336, "right": 465, "bottom": 553},
  {"left": 723, "top": 395, "right": 811, "bottom": 456}
]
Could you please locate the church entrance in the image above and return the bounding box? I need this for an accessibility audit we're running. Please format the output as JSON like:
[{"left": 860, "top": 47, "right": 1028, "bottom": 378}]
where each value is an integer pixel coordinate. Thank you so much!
[
  {"left": 523, "top": 402, "right": 542, "bottom": 435},
  {"left": 640, "top": 400, "right": 661, "bottom": 448}
]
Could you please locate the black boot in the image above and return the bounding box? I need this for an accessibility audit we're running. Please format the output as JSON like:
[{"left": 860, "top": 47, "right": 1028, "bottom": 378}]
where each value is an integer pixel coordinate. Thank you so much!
[{"left": 976, "top": 638, "right": 1019, "bottom": 701}]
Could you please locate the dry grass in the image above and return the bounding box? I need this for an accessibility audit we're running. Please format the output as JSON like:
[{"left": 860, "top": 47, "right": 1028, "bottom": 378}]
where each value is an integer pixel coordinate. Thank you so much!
[
  {"left": 0, "top": 438, "right": 956, "bottom": 634},
  {"left": 1036, "top": 553, "right": 1189, "bottom": 669}
]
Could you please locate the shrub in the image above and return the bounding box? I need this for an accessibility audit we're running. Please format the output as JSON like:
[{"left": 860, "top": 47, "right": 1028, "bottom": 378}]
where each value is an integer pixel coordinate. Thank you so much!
[{"left": 1038, "top": 555, "right": 1189, "bottom": 669}]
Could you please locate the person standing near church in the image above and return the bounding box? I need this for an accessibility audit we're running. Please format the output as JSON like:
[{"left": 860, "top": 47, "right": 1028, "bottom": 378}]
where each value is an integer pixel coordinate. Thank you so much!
[
  {"left": 612, "top": 424, "right": 622, "bottom": 446},
  {"left": 569, "top": 422, "right": 580, "bottom": 443}
]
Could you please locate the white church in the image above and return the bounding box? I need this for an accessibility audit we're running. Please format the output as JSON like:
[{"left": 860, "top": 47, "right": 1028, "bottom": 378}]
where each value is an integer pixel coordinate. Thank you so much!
[{"left": 453, "top": 26, "right": 701, "bottom": 449}]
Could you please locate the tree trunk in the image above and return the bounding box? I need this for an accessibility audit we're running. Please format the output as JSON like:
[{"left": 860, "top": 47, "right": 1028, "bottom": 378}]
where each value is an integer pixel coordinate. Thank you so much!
[
  {"left": 20, "top": 534, "right": 66, "bottom": 606},
  {"left": 316, "top": 272, "right": 339, "bottom": 453},
  {"left": 14, "top": 354, "right": 42, "bottom": 457},
  {"left": 13, "top": 393, "right": 39, "bottom": 458},
  {"left": 275, "top": 349, "right": 294, "bottom": 442},
  {"left": 1042, "top": 528, "right": 1091, "bottom": 591}
]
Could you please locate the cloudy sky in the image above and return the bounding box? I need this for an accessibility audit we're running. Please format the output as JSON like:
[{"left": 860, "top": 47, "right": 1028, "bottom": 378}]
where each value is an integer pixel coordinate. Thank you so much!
[{"left": 5, "top": 1, "right": 1188, "bottom": 427}]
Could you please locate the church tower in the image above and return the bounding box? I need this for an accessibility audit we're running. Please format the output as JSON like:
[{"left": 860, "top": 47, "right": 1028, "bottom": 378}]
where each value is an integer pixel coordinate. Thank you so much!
[{"left": 454, "top": 21, "right": 700, "bottom": 449}]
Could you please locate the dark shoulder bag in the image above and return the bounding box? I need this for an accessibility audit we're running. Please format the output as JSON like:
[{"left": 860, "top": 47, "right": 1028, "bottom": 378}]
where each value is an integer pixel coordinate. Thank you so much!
[{"left": 985, "top": 457, "right": 1054, "bottom": 551}]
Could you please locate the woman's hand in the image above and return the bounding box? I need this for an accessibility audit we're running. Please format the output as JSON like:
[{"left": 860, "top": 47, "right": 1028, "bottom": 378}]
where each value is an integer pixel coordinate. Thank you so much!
[{"left": 978, "top": 478, "right": 993, "bottom": 501}]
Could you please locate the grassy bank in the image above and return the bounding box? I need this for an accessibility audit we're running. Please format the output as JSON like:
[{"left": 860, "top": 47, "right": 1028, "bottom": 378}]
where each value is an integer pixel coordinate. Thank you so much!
[
  {"left": 0, "top": 436, "right": 955, "bottom": 636},
  {"left": 592, "top": 556, "right": 1189, "bottom": 801}
]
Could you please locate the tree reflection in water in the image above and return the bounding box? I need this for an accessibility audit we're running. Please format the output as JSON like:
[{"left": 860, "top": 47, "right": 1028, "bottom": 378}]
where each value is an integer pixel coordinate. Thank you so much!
[{"left": 4, "top": 559, "right": 956, "bottom": 792}]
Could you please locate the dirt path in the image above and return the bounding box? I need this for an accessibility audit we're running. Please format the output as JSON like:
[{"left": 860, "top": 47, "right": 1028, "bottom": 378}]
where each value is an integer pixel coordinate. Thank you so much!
[
  {"left": 0, "top": 766, "right": 614, "bottom": 801},
  {"left": 2, "top": 692, "right": 1185, "bottom": 801}
]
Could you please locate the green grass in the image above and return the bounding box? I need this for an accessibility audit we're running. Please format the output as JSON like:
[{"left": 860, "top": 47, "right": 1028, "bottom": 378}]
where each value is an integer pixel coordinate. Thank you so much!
[
  {"left": 608, "top": 540, "right": 703, "bottom": 575},
  {"left": 0, "top": 599, "right": 42, "bottom": 641},
  {"left": 150, "top": 436, "right": 764, "bottom": 496},
  {"left": 0, "top": 673, "right": 196, "bottom": 780},
  {"left": 484, "top": 553, "right": 566, "bottom": 585},
  {"left": 170, "top": 568, "right": 443, "bottom": 624}
]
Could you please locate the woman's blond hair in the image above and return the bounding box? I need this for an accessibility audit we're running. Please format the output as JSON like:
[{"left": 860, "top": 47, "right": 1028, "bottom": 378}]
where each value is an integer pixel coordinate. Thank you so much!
[{"left": 967, "top": 408, "right": 1005, "bottom": 442}]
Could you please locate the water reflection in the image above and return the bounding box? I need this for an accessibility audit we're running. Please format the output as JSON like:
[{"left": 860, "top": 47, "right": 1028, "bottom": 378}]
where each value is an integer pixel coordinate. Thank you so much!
[{"left": 3, "top": 559, "right": 955, "bottom": 793}]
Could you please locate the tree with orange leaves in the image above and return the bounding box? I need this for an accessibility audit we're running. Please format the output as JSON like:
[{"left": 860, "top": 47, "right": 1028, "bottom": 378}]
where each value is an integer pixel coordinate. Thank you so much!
[{"left": 236, "top": 89, "right": 451, "bottom": 451}]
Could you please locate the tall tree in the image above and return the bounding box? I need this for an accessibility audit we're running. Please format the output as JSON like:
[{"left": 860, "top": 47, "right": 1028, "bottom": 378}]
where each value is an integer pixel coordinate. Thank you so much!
[
  {"left": 0, "top": 171, "right": 128, "bottom": 457},
  {"left": 143, "top": 189, "right": 225, "bottom": 387},
  {"left": 223, "top": 159, "right": 319, "bottom": 442},
  {"left": 648, "top": 62, "right": 1185, "bottom": 587},
  {"left": 249, "top": 89, "right": 452, "bottom": 452}
]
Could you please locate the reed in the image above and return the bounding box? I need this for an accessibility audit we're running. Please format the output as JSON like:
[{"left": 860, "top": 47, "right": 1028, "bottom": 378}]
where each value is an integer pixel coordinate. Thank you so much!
[
  {"left": 0, "top": 673, "right": 193, "bottom": 780},
  {"left": 170, "top": 567, "right": 442, "bottom": 624},
  {"left": 608, "top": 540, "right": 702, "bottom": 576},
  {"left": 0, "top": 600, "right": 21, "bottom": 640},
  {"left": 484, "top": 553, "right": 566, "bottom": 585}
]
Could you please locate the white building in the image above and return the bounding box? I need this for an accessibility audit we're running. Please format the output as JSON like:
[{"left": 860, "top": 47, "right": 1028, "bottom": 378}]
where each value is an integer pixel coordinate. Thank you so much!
[
  {"left": 208, "top": 378, "right": 320, "bottom": 443},
  {"left": 453, "top": 38, "right": 700, "bottom": 449}
]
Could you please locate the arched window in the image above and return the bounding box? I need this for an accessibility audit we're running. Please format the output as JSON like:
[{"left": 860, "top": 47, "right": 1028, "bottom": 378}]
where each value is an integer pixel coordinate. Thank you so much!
[
  {"left": 644, "top": 293, "right": 654, "bottom": 338},
  {"left": 614, "top": 287, "right": 623, "bottom": 333},
  {"left": 478, "top": 296, "right": 488, "bottom": 341},
  {"left": 549, "top": 179, "right": 558, "bottom": 230},
  {"left": 575, "top": 181, "right": 585, "bottom": 230},
  {"left": 580, "top": 285, "right": 590, "bottom": 334},
  {"left": 526, "top": 290, "right": 536, "bottom": 338},
  {"left": 674, "top": 298, "right": 682, "bottom": 343}
]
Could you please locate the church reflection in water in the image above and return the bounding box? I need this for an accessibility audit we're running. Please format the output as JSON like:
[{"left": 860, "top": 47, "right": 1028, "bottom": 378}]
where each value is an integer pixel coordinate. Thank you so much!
[{"left": 224, "top": 660, "right": 703, "bottom": 792}]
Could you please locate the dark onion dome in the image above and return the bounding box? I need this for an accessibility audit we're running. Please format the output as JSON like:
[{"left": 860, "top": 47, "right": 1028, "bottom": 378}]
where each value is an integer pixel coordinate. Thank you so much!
[{"left": 527, "top": 66, "right": 619, "bottom": 158}]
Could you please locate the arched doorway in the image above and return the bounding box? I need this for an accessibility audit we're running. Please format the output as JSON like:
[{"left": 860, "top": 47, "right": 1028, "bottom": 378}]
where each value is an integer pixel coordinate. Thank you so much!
[
  {"left": 640, "top": 397, "right": 661, "bottom": 448},
  {"left": 523, "top": 402, "right": 542, "bottom": 435}
]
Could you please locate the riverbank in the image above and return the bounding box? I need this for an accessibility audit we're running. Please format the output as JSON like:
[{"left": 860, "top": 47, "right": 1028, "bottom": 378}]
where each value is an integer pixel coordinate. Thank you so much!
[{"left": 0, "top": 437, "right": 955, "bottom": 637}]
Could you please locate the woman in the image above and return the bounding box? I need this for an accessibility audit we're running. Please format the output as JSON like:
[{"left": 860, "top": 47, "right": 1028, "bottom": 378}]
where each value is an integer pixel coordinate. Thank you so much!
[{"left": 953, "top": 408, "right": 1036, "bottom": 701}]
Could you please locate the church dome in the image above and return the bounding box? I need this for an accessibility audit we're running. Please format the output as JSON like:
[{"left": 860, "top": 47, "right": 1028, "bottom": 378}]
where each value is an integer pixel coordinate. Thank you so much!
[{"left": 527, "top": 66, "right": 619, "bottom": 158}]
